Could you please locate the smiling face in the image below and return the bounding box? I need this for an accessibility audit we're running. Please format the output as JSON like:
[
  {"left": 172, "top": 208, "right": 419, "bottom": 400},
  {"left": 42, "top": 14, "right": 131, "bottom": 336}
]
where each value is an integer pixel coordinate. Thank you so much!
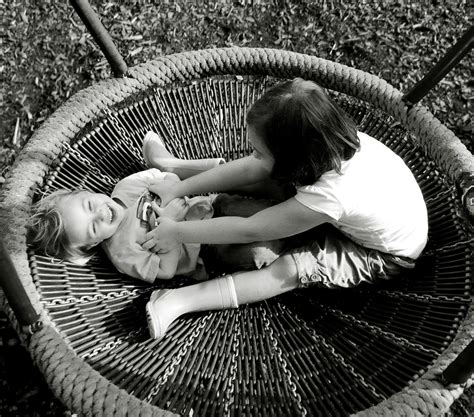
[{"left": 57, "top": 191, "right": 125, "bottom": 251}]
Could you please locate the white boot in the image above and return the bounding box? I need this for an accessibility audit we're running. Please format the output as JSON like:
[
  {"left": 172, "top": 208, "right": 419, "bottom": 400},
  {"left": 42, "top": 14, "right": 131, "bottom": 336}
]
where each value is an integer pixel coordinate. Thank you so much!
[{"left": 146, "top": 275, "right": 238, "bottom": 340}]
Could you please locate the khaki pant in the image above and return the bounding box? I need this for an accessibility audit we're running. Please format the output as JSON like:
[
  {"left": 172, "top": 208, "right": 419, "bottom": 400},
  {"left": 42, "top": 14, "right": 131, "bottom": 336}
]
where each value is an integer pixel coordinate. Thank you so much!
[{"left": 289, "top": 224, "right": 415, "bottom": 288}]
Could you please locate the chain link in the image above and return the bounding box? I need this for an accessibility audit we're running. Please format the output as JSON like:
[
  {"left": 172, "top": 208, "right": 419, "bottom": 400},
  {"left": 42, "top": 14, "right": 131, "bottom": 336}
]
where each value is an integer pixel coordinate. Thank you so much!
[
  {"left": 291, "top": 305, "right": 383, "bottom": 401},
  {"left": 424, "top": 187, "right": 457, "bottom": 206},
  {"left": 82, "top": 328, "right": 144, "bottom": 360},
  {"left": 223, "top": 313, "right": 241, "bottom": 417},
  {"left": 327, "top": 307, "right": 439, "bottom": 356},
  {"left": 423, "top": 238, "right": 473, "bottom": 256},
  {"left": 42, "top": 288, "right": 151, "bottom": 307},
  {"left": 56, "top": 106, "right": 146, "bottom": 191},
  {"left": 61, "top": 142, "right": 117, "bottom": 188},
  {"left": 102, "top": 108, "right": 146, "bottom": 163},
  {"left": 145, "top": 316, "right": 209, "bottom": 403},
  {"left": 261, "top": 309, "right": 308, "bottom": 417},
  {"left": 368, "top": 288, "right": 470, "bottom": 304}
]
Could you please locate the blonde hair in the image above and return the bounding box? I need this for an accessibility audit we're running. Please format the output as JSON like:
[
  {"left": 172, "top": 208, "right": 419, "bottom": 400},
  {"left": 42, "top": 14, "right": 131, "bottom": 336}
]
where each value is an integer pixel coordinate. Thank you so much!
[{"left": 28, "top": 189, "right": 95, "bottom": 263}]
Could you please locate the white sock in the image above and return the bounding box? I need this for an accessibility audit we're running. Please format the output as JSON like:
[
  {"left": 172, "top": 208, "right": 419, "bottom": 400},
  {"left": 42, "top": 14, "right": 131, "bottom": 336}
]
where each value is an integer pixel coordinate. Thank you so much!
[{"left": 147, "top": 275, "right": 238, "bottom": 339}]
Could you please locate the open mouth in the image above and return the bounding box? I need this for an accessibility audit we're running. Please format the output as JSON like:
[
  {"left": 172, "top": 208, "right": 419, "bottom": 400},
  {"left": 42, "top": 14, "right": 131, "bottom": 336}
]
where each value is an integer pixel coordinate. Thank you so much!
[{"left": 107, "top": 205, "right": 115, "bottom": 224}]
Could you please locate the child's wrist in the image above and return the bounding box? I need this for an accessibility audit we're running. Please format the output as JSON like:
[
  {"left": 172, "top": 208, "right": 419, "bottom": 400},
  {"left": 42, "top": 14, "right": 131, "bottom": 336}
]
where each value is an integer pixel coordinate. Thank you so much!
[{"left": 172, "top": 221, "right": 182, "bottom": 243}]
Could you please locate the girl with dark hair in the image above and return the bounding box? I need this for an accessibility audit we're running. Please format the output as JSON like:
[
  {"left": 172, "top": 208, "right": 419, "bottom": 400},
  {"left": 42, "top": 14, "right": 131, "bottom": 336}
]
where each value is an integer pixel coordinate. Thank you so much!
[
  {"left": 142, "top": 78, "right": 428, "bottom": 340},
  {"left": 246, "top": 79, "right": 360, "bottom": 186}
]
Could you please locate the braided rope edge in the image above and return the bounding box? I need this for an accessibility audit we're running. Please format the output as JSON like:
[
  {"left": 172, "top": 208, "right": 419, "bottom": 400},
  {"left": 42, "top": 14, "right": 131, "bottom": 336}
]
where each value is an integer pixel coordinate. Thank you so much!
[{"left": 0, "top": 47, "right": 472, "bottom": 416}]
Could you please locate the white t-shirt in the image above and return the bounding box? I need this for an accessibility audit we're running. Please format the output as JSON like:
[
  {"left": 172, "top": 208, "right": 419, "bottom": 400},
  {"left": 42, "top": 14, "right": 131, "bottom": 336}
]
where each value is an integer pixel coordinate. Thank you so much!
[{"left": 294, "top": 132, "right": 428, "bottom": 259}]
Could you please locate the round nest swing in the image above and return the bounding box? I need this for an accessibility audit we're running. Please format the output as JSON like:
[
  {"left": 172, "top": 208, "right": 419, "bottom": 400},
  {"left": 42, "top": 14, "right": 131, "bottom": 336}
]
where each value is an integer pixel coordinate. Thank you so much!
[{"left": 0, "top": 46, "right": 473, "bottom": 416}]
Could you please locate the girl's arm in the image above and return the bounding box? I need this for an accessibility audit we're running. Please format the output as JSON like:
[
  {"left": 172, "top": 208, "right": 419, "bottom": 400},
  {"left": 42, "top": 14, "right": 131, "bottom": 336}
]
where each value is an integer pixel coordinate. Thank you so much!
[
  {"left": 150, "top": 156, "right": 270, "bottom": 205},
  {"left": 141, "top": 198, "right": 331, "bottom": 251}
]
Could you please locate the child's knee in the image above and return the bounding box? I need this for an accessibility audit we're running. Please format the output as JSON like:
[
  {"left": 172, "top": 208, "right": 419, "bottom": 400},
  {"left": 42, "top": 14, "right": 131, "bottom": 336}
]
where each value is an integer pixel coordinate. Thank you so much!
[{"left": 268, "top": 254, "right": 298, "bottom": 288}]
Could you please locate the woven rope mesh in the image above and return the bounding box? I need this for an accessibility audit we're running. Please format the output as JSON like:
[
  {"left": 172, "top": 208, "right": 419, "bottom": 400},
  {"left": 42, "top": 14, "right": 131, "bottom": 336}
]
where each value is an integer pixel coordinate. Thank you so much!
[{"left": 24, "top": 74, "right": 472, "bottom": 416}]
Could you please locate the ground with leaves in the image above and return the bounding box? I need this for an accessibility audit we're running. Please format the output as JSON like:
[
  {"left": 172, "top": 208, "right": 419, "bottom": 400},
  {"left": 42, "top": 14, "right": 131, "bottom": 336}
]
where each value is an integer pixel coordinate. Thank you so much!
[{"left": 0, "top": 1, "right": 472, "bottom": 416}]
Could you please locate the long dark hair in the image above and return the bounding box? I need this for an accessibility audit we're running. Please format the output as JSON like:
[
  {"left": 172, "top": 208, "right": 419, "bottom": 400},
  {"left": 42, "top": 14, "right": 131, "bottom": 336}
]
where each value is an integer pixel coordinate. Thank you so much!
[{"left": 246, "top": 78, "right": 360, "bottom": 186}]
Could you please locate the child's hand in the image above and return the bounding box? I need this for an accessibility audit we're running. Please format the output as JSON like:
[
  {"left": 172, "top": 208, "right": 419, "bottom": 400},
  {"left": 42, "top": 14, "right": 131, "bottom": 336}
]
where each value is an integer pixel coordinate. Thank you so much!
[
  {"left": 153, "top": 199, "right": 189, "bottom": 222},
  {"left": 163, "top": 172, "right": 181, "bottom": 183},
  {"left": 149, "top": 180, "right": 179, "bottom": 206},
  {"left": 140, "top": 216, "right": 179, "bottom": 253}
]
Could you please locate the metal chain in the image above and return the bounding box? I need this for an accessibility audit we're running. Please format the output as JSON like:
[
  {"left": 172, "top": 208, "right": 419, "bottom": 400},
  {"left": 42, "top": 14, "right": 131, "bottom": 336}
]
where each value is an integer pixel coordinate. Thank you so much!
[
  {"left": 102, "top": 108, "right": 146, "bottom": 163},
  {"left": 82, "top": 328, "right": 144, "bottom": 360},
  {"left": 223, "top": 314, "right": 241, "bottom": 417},
  {"left": 300, "top": 306, "right": 385, "bottom": 400},
  {"left": 42, "top": 288, "right": 151, "bottom": 307},
  {"left": 424, "top": 187, "right": 456, "bottom": 206},
  {"left": 261, "top": 308, "right": 308, "bottom": 417},
  {"left": 61, "top": 142, "right": 117, "bottom": 187},
  {"left": 423, "top": 238, "right": 473, "bottom": 256},
  {"left": 327, "top": 307, "right": 439, "bottom": 357},
  {"left": 292, "top": 305, "right": 383, "bottom": 401},
  {"left": 145, "top": 316, "right": 209, "bottom": 403},
  {"left": 368, "top": 288, "right": 470, "bottom": 304}
]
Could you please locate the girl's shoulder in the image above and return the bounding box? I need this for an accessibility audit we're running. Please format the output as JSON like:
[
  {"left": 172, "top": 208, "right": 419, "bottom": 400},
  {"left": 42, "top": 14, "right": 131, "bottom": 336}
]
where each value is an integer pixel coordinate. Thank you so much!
[
  {"left": 356, "top": 131, "right": 403, "bottom": 163},
  {"left": 357, "top": 131, "right": 382, "bottom": 149}
]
